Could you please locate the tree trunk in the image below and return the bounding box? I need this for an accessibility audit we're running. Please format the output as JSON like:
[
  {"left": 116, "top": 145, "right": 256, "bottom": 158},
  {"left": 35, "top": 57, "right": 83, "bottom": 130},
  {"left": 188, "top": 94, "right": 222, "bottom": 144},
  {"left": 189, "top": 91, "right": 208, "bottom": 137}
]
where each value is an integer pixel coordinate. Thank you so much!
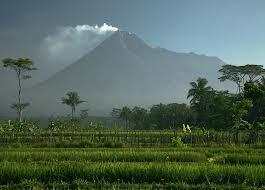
[
  {"left": 17, "top": 70, "right": 22, "bottom": 122},
  {"left": 71, "top": 108, "right": 74, "bottom": 120}
]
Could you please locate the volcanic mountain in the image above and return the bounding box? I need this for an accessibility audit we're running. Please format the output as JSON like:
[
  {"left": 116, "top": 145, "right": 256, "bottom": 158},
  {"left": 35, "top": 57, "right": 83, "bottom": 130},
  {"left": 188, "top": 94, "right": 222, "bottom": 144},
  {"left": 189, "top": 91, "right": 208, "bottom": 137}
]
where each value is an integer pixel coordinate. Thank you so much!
[{"left": 15, "top": 31, "right": 230, "bottom": 116}]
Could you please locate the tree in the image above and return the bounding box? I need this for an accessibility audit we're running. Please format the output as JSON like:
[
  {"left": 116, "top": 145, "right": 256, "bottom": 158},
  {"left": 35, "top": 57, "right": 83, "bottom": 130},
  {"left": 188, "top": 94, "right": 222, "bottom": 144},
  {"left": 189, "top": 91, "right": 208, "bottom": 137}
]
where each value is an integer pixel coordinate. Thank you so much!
[
  {"left": 205, "top": 91, "right": 233, "bottom": 129},
  {"left": 130, "top": 106, "right": 149, "bottom": 129},
  {"left": 62, "top": 91, "right": 85, "bottom": 119},
  {"left": 230, "top": 99, "right": 252, "bottom": 129},
  {"left": 241, "top": 64, "right": 265, "bottom": 82},
  {"left": 205, "top": 90, "right": 252, "bottom": 129},
  {"left": 218, "top": 65, "right": 244, "bottom": 93},
  {"left": 219, "top": 64, "right": 265, "bottom": 93},
  {"left": 244, "top": 81, "right": 265, "bottom": 122},
  {"left": 187, "top": 78, "right": 212, "bottom": 126},
  {"left": 149, "top": 103, "right": 168, "bottom": 129},
  {"left": 120, "top": 106, "right": 132, "bottom": 128},
  {"left": 166, "top": 103, "right": 195, "bottom": 129},
  {"left": 187, "top": 78, "right": 212, "bottom": 106},
  {"left": 149, "top": 103, "right": 195, "bottom": 129},
  {"left": 2, "top": 58, "right": 36, "bottom": 122}
]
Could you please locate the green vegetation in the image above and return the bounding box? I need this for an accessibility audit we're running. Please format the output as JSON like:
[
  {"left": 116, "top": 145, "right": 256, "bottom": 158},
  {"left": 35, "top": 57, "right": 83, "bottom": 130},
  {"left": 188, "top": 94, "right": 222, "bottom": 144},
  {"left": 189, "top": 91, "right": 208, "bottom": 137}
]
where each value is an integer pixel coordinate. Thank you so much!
[
  {"left": 113, "top": 64, "right": 265, "bottom": 130},
  {"left": 2, "top": 58, "right": 265, "bottom": 189},
  {"left": 0, "top": 147, "right": 264, "bottom": 189},
  {"left": 62, "top": 91, "right": 85, "bottom": 119},
  {"left": 2, "top": 58, "right": 36, "bottom": 122}
]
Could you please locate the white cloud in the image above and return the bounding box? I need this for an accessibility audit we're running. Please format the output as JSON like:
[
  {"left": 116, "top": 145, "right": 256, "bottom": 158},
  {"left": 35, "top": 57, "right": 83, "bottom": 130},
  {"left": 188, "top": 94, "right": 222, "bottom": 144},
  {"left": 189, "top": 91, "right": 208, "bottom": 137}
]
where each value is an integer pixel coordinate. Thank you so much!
[
  {"left": 75, "top": 23, "right": 118, "bottom": 33},
  {"left": 39, "top": 23, "right": 118, "bottom": 70}
]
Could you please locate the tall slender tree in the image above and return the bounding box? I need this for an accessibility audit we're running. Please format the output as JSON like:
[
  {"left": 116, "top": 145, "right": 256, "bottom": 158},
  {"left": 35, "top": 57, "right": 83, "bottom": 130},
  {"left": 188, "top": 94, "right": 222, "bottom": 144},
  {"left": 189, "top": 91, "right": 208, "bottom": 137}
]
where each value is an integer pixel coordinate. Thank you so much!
[
  {"left": 62, "top": 91, "right": 85, "bottom": 119},
  {"left": 2, "top": 58, "right": 36, "bottom": 122},
  {"left": 187, "top": 78, "right": 212, "bottom": 126}
]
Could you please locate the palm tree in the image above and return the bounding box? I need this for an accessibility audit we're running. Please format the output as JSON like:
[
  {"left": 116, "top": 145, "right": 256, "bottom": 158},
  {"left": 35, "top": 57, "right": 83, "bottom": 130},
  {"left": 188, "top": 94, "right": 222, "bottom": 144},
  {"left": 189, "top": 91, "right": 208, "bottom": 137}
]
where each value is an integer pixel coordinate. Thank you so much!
[
  {"left": 187, "top": 78, "right": 212, "bottom": 125},
  {"left": 62, "top": 91, "right": 85, "bottom": 119}
]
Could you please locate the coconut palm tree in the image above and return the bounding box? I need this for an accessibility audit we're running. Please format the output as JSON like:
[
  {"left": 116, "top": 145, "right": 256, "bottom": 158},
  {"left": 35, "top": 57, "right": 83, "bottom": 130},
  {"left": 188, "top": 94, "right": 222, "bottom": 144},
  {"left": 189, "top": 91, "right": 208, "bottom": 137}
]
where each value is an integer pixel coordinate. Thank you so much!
[
  {"left": 62, "top": 91, "right": 85, "bottom": 119},
  {"left": 187, "top": 78, "right": 212, "bottom": 106},
  {"left": 187, "top": 78, "right": 212, "bottom": 126}
]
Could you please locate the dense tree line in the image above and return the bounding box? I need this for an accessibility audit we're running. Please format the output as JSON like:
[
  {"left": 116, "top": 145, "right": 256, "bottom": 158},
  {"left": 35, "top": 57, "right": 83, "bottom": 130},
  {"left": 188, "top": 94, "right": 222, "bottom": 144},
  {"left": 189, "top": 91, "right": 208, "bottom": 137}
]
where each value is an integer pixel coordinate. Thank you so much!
[
  {"left": 112, "top": 103, "right": 195, "bottom": 130},
  {"left": 114, "top": 64, "right": 265, "bottom": 130}
]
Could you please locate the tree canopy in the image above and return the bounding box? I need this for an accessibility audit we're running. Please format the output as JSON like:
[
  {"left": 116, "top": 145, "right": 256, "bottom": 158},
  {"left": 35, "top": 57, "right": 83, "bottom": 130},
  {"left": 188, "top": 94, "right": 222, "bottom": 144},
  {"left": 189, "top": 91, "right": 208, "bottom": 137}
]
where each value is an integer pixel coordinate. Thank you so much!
[
  {"left": 2, "top": 58, "right": 36, "bottom": 122},
  {"left": 62, "top": 91, "right": 85, "bottom": 119}
]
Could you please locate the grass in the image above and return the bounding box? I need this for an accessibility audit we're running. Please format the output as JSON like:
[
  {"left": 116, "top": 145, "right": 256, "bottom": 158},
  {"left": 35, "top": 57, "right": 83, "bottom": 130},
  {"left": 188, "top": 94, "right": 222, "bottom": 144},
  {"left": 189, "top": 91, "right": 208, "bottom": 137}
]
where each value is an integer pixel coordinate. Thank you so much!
[
  {"left": 0, "top": 142, "right": 265, "bottom": 188},
  {"left": 1, "top": 162, "right": 265, "bottom": 186},
  {"left": 1, "top": 129, "right": 265, "bottom": 147},
  {"left": 3, "top": 182, "right": 265, "bottom": 190},
  {"left": 0, "top": 150, "right": 207, "bottom": 163},
  {"left": 2, "top": 181, "right": 265, "bottom": 190},
  {"left": 215, "top": 154, "right": 265, "bottom": 165}
]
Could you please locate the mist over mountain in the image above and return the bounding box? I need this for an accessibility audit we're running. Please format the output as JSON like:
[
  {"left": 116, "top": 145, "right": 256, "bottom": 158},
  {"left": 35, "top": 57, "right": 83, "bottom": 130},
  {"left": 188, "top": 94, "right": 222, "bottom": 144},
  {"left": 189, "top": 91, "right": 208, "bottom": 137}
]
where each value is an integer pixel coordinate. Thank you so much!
[{"left": 12, "top": 30, "right": 230, "bottom": 117}]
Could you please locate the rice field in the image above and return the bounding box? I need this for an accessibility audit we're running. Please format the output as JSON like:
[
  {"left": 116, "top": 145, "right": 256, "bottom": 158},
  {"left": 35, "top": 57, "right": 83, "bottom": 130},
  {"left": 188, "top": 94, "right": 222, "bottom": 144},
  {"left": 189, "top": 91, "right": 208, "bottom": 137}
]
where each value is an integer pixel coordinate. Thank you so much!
[{"left": 1, "top": 147, "right": 265, "bottom": 189}]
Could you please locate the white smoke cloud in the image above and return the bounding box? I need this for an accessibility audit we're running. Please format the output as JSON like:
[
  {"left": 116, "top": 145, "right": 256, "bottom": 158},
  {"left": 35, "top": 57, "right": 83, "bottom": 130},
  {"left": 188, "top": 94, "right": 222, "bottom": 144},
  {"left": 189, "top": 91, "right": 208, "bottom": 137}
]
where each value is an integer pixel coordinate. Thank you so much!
[{"left": 39, "top": 23, "right": 118, "bottom": 71}]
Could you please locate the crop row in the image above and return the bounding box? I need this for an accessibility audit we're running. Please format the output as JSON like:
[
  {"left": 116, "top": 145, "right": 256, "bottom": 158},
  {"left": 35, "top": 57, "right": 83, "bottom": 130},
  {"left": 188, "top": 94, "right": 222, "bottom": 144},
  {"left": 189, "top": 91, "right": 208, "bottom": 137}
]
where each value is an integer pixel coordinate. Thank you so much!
[
  {"left": 0, "top": 150, "right": 207, "bottom": 163},
  {"left": 1, "top": 162, "right": 265, "bottom": 186},
  {"left": 1, "top": 147, "right": 265, "bottom": 164},
  {"left": 0, "top": 130, "right": 265, "bottom": 147}
]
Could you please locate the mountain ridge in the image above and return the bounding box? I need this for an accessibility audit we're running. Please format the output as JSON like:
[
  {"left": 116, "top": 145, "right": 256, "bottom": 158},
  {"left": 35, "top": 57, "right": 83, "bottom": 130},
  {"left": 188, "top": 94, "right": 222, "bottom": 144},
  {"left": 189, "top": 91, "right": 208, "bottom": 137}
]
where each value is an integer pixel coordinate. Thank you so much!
[
  {"left": 3, "top": 30, "right": 231, "bottom": 117},
  {"left": 35, "top": 30, "right": 224, "bottom": 88}
]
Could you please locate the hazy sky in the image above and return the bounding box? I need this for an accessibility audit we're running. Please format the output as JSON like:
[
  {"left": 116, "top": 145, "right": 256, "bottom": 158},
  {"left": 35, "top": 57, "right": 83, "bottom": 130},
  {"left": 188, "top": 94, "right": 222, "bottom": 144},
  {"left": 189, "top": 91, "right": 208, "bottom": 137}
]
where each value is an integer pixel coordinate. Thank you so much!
[{"left": 1, "top": 0, "right": 265, "bottom": 66}]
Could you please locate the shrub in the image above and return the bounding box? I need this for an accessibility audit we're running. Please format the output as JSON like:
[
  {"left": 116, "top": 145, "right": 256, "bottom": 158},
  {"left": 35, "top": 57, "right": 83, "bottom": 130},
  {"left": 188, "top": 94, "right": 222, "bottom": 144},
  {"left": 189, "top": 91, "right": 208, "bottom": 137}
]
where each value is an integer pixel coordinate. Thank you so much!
[{"left": 171, "top": 136, "right": 187, "bottom": 147}]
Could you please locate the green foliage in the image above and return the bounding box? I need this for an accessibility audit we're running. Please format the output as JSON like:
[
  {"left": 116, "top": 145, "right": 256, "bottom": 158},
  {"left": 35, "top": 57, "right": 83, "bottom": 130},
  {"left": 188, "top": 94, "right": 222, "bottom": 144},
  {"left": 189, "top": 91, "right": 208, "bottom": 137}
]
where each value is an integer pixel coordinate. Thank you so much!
[
  {"left": 49, "top": 117, "right": 82, "bottom": 131},
  {"left": 2, "top": 58, "right": 36, "bottom": 71},
  {"left": 87, "top": 121, "right": 104, "bottom": 130},
  {"left": 2, "top": 57, "right": 36, "bottom": 122},
  {"left": 109, "top": 64, "right": 265, "bottom": 130},
  {"left": 187, "top": 81, "right": 252, "bottom": 130},
  {"left": 219, "top": 64, "right": 265, "bottom": 93},
  {"left": 231, "top": 99, "right": 253, "bottom": 129},
  {"left": 219, "top": 64, "right": 244, "bottom": 93},
  {"left": 0, "top": 149, "right": 207, "bottom": 163},
  {"left": 150, "top": 104, "right": 195, "bottom": 130},
  {"left": 62, "top": 91, "right": 85, "bottom": 119},
  {"left": 0, "top": 120, "right": 37, "bottom": 133},
  {"left": 171, "top": 136, "right": 187, "bottom": 147},
  {"left": 187, "top": 78, "right": 213, "bottom": 127},
  {"left": 103, "top": 141, "right": 124, "bottom": 148},
  {"left": 113, "top": 104, "right": 195, "bottom": 130},
  {"left": 0, "top": 145, "right": 265, "bottom": 187},
  {"left": 244, "top": 81, "right": 265, "bottom": 123},
  {"left": 1, "top": 160, "right": 265, "bottom": 186}
]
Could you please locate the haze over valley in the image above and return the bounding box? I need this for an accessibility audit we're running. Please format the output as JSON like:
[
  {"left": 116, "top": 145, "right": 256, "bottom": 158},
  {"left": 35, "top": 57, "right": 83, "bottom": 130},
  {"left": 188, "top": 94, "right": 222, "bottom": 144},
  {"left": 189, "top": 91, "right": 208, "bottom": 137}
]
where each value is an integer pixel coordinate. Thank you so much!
[{"left": 0, "top": 27, "right": 231, "bottom": 117}]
